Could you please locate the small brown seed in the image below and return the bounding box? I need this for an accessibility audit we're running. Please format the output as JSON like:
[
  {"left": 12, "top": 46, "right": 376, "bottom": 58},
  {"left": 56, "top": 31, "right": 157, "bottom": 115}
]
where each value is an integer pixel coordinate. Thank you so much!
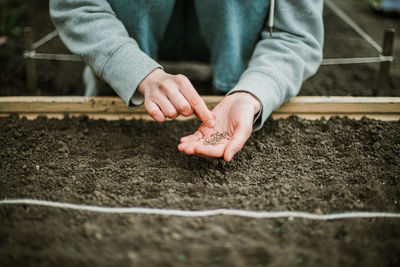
[{"left": 202, "top": 131, "right": 230, "bottom": 146}]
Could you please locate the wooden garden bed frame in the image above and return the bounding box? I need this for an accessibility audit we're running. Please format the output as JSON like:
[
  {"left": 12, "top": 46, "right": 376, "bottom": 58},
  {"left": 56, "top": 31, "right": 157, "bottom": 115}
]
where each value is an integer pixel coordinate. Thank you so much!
[{"left": 0, "top": 96, "right": 399, "bottom": 121}]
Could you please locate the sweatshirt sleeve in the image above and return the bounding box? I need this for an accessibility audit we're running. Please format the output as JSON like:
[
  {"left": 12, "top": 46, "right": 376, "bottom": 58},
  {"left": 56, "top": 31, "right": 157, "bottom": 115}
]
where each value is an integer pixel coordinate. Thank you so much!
[
  {"left": 49, "top": 0, "right": 161, "bottom": 107},
  {"left": 228, "top": 0, "right": 324, "bottom": 131}
]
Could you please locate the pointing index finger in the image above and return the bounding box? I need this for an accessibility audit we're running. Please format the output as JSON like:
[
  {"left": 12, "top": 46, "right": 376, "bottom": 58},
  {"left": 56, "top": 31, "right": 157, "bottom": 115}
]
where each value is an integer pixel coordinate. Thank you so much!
[{"left": 176, "top": 75, "right": 216, "bottom": 127}]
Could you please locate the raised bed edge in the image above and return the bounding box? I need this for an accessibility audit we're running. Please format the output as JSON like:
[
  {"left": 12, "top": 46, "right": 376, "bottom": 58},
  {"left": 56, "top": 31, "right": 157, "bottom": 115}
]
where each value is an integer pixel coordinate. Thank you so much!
[{"left": 0, "top": 96, "right": 399, "bottom": 121}]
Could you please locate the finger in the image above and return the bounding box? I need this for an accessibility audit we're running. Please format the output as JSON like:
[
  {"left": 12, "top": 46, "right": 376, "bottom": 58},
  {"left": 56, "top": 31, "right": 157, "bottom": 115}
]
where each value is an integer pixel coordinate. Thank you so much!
[
  {"left": 178, "top": 141, "right": 197, "bottom": 155},
  {"left": 224, "top": 124, "right": 252, "bottom": 161},
  {"left": 169, "top": 93, "right": 193, "bottom": 117},
  {"left": 160, "top": 80, "right": 193, "bottom": 117},
  {"left": 159, "top": 79, "right": 193, "bottom": 117},
  {"left": 194, "top": 143, "right": 226, "bottom": 158},
  {"left": 153, "top": 94, "right": 179, "bottom": 119},
  {"left": 145, "top": 100, "right": 166, "bottom": 122},
  {"left": 180, "top": 131, "right": 202, "bottom": 143},
  {"left": 175, "top": 74, "right": 216, "bottom": 127}
]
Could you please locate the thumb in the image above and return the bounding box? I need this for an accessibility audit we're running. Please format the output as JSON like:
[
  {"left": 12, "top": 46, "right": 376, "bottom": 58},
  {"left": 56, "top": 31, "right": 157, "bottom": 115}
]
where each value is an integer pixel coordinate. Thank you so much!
[{"left": 224, "top": 124, "right": 252, "bottom": 162}]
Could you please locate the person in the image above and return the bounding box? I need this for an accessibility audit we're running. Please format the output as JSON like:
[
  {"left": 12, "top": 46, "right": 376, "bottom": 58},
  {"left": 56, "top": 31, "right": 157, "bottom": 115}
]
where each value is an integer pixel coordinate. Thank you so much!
[{"left": 50, "top": 0, "right": 323, "bottom": 161}]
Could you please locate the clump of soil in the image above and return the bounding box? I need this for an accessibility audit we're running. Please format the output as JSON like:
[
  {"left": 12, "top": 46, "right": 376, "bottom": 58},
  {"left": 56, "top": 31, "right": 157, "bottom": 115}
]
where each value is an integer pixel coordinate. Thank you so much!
[{"left": 0, "top": 116, "right": 399, "bottom": 267}]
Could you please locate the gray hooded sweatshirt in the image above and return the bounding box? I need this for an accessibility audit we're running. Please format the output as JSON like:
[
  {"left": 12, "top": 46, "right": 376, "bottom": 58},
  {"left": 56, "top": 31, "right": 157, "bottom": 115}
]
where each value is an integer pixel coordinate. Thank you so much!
[{"left": 50, "top": 0, "right": 324, "bottom": 130}]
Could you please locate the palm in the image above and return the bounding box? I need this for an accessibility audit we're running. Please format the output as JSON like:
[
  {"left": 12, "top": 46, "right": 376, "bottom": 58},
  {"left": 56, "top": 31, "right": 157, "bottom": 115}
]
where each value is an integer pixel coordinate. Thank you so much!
[{"left": 178, "top": 93, "right": 257, "bottom": 161}]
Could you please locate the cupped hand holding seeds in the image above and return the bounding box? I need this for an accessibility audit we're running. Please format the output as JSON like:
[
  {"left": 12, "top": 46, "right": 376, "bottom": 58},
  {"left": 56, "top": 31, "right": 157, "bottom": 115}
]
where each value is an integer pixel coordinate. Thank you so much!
[
  {"left": 138, "top": 68, "right": 216, "bottom": 127},
  {"left": 178, "top": 92, "right": 261, "bottom": 161}
]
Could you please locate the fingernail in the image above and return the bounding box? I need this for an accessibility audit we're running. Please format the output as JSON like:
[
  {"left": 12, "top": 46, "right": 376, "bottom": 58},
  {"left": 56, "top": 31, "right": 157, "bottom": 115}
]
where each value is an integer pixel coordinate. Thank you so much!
[{"left": 206, "top": 119, "right": 215, "bottom": 128}]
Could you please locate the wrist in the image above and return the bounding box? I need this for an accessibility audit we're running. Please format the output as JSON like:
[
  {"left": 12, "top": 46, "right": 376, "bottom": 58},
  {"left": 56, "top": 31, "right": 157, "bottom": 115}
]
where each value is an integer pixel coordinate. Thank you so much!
[
  {"left": 230, "top": 91, "right": 261, "bottom": 115},
  {"left": 138, "top": 67, "right": 164, "bottom": 95}
]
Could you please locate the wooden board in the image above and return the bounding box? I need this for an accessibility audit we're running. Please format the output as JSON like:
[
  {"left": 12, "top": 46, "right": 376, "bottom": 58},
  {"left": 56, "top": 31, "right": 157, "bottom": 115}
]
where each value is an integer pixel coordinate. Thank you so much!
[{"left": 0, "top": 96, "right": 399, "bottom": 121}]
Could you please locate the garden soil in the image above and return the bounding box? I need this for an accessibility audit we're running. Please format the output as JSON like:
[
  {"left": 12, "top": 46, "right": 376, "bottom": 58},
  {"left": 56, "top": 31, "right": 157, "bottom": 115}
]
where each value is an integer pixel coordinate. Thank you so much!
[{"left": 0, "top": 116, "right": 399, "bottom": 267}]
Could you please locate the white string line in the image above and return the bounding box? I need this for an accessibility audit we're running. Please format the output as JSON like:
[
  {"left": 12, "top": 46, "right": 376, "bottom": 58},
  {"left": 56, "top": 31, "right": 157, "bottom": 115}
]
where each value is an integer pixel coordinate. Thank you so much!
[
  {"left": 32, "top": 30, "right": 58, "bottom": 50},
  {"left": 325, "top": 0, "right": 383, "bottom": 54},
  {"left": 1, "top": 199, "right": 399, "bottom": 220},
  {"left": 321, "top": 56, "right": 393, "bottom": 65},
  {"left": 23, "top": 51, "right": 82, "bottom": 62}
]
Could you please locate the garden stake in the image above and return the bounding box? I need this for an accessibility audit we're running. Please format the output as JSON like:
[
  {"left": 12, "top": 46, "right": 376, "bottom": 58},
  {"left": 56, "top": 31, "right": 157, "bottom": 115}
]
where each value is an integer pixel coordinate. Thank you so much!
[
  {"left": 23, "top": 27, "right": 38, "bottom": 95},
  {"left": 377, "top": 28, "right": 395, "bottom": 96}
]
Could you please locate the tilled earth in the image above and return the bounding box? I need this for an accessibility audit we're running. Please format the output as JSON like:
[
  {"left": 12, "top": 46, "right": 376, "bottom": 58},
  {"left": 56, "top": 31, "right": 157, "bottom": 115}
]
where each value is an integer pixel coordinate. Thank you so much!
[{"left": 0, "top": 116, "right": 399, "bottom": 267}]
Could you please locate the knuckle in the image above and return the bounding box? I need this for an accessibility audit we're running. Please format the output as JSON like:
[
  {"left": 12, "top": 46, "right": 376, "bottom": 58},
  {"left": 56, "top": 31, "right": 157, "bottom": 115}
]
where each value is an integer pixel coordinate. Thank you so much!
[
  {"left": 158, "top": 81, "right": 169, "bottom": 92},
  {"left": 166, "top": 110, "right": 178, "bottom": 118},
  {"left": 175, "top": 74, "right": 188, "bottom": 83},
  {"left": 153, "top": 113, "right": 165, "bottom": 122},
  {"left": 147, "top": 108, "right": 159, "bottom": 118},
  {"left": 190, "top": 98, "right": 199, "bottom": 107},
  {"left": 160, "top": 79, "right": 177, "bottom": 92},
  {"left": 178, "top": 104, "right": 192, "bottom": 114}
]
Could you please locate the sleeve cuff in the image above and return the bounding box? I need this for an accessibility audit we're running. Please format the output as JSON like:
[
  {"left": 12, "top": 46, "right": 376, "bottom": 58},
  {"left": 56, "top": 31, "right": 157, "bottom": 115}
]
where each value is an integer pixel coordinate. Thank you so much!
[
  {"left": 227, "top": 71, "right": 282, "bottom": 131},
  {"left": 100, "top": 42, "right": 162, "bottom": 107},
  {"left": 130, "top": 89, "right": 145, "bottom": 107}
]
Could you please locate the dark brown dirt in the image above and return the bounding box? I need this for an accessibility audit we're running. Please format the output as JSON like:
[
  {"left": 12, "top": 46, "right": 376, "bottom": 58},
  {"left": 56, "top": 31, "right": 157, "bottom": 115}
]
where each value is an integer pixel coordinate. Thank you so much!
[
  {"left": 1, "top": 0, "right": 400, "bottom": 97},
  {"left": 0, "top": 116, "right": 399, "bottom": 267},
  {"left": 301, "top": 0, "right": 400, "bottom": 97}
]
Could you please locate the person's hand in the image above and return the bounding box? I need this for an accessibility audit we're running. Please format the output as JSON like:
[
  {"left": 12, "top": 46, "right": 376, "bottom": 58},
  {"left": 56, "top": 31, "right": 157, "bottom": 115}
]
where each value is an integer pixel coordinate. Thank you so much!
[
  {"left": 138, "top": 68, "right": 215, "bottom": 127},
  {"left": 178, "top": 92, "right": 261, "bottom": 161}
]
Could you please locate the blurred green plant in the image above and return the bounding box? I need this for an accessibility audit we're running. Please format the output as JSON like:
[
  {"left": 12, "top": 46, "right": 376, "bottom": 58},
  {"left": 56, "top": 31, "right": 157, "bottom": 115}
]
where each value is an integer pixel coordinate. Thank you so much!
[{"left": 0, "top": 0, "right": 28, "bottom": 37}]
